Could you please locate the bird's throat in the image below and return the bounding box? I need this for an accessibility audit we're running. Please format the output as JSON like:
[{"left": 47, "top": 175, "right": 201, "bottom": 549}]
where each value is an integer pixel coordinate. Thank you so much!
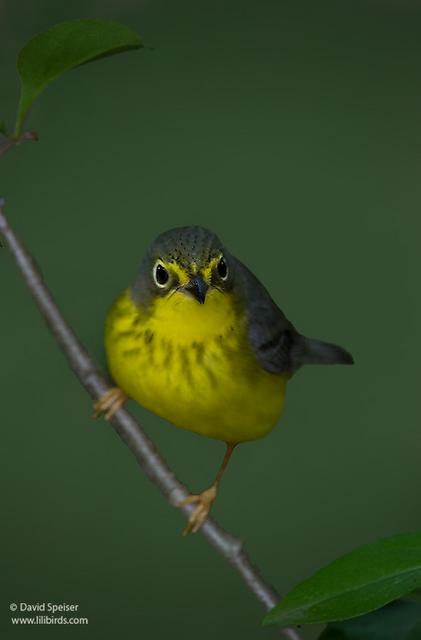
[{"left": 147, "top": 288, "right": 240, "bottom": 344}]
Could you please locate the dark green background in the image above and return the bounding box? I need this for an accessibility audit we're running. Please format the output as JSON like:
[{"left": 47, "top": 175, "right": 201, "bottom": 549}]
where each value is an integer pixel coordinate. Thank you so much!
[{"left": 1, "top": 1, "right": 420, "bottom": 638}]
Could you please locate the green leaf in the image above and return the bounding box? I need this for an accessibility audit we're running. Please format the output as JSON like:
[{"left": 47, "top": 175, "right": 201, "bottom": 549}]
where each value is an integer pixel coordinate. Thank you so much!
[
  {"left": 15, "top": 19, "right": 142, "bottom": 135},
  {"left": 263, "top": 532, "right": 421, "bottom": 627},
  {"left": 0, "top": 121, "right": 8, "bottom": 136},
  {"left": 319, "top": 600, "right": 421, "bottom": 640}
]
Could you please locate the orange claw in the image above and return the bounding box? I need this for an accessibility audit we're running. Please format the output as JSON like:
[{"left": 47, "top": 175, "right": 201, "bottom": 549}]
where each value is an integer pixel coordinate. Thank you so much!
[
  {"left": 93, "top": 387, "right": 128, "bottom": 420},
  {"left": 179, "top": 484, "right": 218, "bottom": 535}
]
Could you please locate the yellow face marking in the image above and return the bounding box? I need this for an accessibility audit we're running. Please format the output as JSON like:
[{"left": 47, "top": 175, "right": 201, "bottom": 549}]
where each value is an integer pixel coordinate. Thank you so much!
[
  {"left": 201, "top": 254, "right": 222, "bottom": 282},
  {"left": 163, "top": 260, "right": 190, "bottom": 285},
  {"left": 159, "top": 255, "right": 221, "bottom": 291}
]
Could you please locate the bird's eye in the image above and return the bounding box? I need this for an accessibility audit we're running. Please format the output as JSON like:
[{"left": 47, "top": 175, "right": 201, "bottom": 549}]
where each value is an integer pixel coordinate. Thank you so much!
[
  {"left": 217, "top": 256, "right": 228, "bottom": 280},
  {"left": 154, "top": 262, "right": 169, "bottom": 287}
]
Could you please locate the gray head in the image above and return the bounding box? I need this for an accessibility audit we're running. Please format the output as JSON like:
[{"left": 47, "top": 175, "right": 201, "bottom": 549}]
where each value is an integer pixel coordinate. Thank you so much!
[{"left": 131, "top": 226, "right": 235, "bottom": 307}]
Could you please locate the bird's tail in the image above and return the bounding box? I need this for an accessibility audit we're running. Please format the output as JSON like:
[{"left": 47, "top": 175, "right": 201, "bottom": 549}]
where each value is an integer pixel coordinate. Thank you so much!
[{"left": 295, "top": 336, "right": 354, "bottom": 366}]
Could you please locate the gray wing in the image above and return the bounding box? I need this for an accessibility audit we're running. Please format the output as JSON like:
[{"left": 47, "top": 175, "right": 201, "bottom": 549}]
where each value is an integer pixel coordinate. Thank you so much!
[
  {"left": 232, "top": 256, "right": 354, "bottom": 374},
  {"left": 232, "top": 256, "right": 298, "bottom": 374}
]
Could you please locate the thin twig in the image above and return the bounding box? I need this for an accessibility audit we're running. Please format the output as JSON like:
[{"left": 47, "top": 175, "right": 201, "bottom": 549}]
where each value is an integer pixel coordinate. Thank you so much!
[{"left": 0, "top": 198, "right": 302, "bottom": 640}]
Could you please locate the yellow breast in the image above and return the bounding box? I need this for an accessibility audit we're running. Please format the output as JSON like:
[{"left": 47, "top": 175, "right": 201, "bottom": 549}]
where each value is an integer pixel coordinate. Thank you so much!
[{"left": 104, "top": 289, "right": 287, "bottom": 442}]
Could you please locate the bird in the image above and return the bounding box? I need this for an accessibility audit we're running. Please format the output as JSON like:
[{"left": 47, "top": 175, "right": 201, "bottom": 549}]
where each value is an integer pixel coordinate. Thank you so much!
[{"left": 94, "top": 226, "right": 353, "bottom": 534}]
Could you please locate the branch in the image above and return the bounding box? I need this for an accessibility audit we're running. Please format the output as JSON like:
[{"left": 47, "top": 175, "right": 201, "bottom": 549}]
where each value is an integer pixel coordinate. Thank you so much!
[{"left": 0, "top": 199, "right": 302, "bottom": 640}]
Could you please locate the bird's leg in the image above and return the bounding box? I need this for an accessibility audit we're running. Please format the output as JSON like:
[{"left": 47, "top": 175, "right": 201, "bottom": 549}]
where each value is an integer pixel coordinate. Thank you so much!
[
  {"left": 93, "top": 387, "right": 128, "bottom": 420},
  {"left": 179, "top": 442, "right": 237, "bottom": 535}
]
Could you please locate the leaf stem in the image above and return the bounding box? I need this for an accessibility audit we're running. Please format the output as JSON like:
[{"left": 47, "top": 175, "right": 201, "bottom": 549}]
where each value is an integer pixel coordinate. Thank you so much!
[{"left": 0, "top": 131, "right": 38, "bottom": 157}]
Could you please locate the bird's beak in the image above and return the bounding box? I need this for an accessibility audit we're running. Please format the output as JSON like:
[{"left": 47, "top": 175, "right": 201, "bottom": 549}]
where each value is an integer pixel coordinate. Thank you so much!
[{"left": 183, "top": 276, "right": 209, "bottom": 304}]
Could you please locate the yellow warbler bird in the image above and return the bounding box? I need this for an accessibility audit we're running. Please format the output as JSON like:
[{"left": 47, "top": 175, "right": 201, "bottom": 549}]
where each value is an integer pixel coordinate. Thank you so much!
[{"left": 96, "top": 226, "right": 353, "bottom": 534}]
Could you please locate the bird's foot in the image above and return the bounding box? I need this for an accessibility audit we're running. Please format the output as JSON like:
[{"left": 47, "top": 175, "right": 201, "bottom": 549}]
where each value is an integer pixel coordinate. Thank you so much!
[
  {"left": 93, "top": 387, "right": 128, "bottom": 420},
  {"left": 179, "top": 484, "right": 218, "bottom": 535}
]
